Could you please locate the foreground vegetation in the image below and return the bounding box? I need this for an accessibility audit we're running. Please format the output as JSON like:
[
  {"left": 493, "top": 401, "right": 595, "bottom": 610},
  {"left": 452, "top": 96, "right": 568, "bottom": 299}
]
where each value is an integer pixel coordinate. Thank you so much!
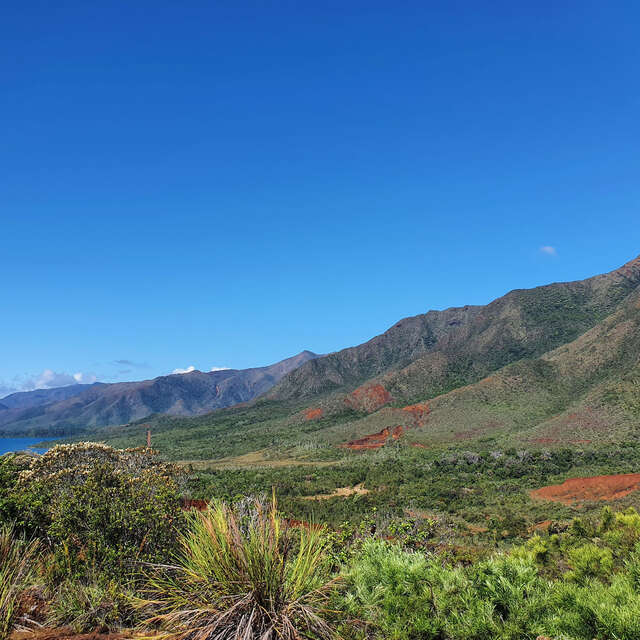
[{"left": 5, "top": 443, "right": 640, "bottom": 639}]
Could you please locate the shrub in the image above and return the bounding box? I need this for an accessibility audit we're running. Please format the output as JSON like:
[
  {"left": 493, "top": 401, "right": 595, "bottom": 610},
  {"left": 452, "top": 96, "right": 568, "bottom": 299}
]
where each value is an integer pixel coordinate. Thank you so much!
[
  {"left": 545, "top": 576, "right": 640, "bottom": 640},
  {"left": 138, "top": 496, "right": 337, "bottom": 640},
  {"left": 16, "top": 443, "right": 185, "bottom": 581},
  {"left": 340, "top": 540, "right": 558, "bottom": 640},
  {"left": 0, "top": 525, "right": 40, "bottom": 640},
  {"left": 566, "top": 544, "right": 614, "bottom": 584},
  {"left": 339, "top": 539, "right": 444, "bottom": 639}
]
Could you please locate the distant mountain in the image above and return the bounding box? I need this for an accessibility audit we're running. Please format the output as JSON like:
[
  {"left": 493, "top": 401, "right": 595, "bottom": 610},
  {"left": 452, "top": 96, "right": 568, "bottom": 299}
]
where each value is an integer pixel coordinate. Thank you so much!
[
  {"left": 1, "top": 384, "right": 102, "bottom": 410},
  {"left": 0, "top": 403, "right": 7, "bottom": 411},
  {"left": 0, "top": 351, "right": 318, "bottom": 436}
]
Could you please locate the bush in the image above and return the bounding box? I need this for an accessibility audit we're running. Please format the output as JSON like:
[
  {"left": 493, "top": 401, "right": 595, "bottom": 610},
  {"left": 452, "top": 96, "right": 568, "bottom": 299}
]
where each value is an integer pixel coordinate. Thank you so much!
[
  {"left": 340, "top": 540, "right": 557, "bottom": 640},
  {"left": 16, "top": 443, "right": 185, "bottom": 581},
  {"left": 0, "top": 525, "right": 40, "bottom": 640},
  {"left": 545, "top": 576, "right": 640, "bottom": 640},
  {"left": 566, "top": 544, "right": 614, "bottom": 584},
  {"left": 139, "top": 496, "right": 337, "bottom": 640}
]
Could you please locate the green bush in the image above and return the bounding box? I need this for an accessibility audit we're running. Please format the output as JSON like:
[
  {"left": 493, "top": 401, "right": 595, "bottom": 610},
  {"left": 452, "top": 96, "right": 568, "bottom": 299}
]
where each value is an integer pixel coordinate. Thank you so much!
[
  {"left": 339, "top": 539, "right": 500, "bottom": 640},
  {"left": 566, "top": 544, "right": 614, "bottom": 584},
  {"left": 15, "top": 443, "right": 185, "bottom": 581},
  {"left": 545, "top": 576, "right": 640, "bottom": 640}
]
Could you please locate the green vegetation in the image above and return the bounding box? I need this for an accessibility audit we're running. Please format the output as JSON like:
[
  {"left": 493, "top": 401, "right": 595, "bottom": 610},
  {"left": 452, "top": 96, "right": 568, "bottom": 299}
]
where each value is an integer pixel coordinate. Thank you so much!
[
  {"left": 14, "top": 443, "right": 185, "bottom": 581},
  {"left": 6, "top": 443, "right": 640, "bottom": 638},
  {"left": 139, "top": 496, "right": 336, "bottom": 640},
  {"left": 0, "top": 525, "right": 39, "bottom": 640}
]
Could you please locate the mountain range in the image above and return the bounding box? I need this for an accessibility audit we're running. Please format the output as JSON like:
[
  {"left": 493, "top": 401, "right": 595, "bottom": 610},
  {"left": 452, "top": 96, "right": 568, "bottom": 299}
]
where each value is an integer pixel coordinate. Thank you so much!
[
  {"left": 0, "top": 351, "right": 318, "bottom": 436},
  {"left": 3, "top": 254, "right": 640, "bottom": 456},
  {"left": 83, "top": 253, "right": 640, "bottom": 461}
]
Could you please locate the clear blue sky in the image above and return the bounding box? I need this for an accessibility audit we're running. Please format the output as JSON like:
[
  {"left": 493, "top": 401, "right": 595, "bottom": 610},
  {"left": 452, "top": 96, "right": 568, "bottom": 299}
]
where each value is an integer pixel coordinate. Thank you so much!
[{"left": 2, "top": 1, "right": 639, "bottom": 395}]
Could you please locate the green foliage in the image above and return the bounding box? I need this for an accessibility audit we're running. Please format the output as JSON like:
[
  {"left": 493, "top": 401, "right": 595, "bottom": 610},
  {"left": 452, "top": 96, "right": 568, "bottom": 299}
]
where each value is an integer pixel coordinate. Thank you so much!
[
  {"left": 339, "top": 540, "right": 549, "bottom": 640},
  {"left": 566, "top": 544, "right": 614, "bottom": 584},
  {"left": 15, "top": 443, "right": 185, "bottom": 581},
  {"left": 47, "top": 578, "right": 137, "bottom": 633},
  {"left": 138, "top": 496, "right": 337, "bottom": 640},
  {"left": 0, "top": 525, "right": 40, "bottom": 640},
  {"left": 338, "top": 509, "right": 640, "bottom": 640}
]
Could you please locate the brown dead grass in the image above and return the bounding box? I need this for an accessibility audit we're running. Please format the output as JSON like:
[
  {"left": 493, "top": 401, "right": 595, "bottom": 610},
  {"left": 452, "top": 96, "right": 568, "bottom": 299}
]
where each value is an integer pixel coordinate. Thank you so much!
[{"left": 302, "top": 483, "right": 370, "bottom": 500}]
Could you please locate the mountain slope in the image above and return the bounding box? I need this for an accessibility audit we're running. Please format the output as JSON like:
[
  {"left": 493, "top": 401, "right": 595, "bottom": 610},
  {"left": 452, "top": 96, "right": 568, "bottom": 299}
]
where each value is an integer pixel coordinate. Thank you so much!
[
  {"left": 0, "top": 351, "right": 318, "bottom": 436},
  {"left": 348, "top": 286, "right": 640, "bottom": 450},
  {"left": 268, "top": 255, "right": 640, "bottom": 404}
]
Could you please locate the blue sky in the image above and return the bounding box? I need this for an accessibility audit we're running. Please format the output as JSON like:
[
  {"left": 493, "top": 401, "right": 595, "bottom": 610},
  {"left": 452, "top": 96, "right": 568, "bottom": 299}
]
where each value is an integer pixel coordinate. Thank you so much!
[{"left": 1, "top": 1, "right": 639, "bottom": 396}]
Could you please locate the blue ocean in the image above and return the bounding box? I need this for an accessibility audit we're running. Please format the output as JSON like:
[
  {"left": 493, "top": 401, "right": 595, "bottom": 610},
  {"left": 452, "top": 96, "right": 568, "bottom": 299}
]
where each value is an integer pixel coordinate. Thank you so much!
[{"left": 0, "top": 437, "right": 52, "bottom": 456}]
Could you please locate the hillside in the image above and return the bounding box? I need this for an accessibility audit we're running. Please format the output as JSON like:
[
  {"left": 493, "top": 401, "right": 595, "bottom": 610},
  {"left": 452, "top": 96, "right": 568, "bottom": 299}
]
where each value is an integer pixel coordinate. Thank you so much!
[
  {"left": 81, "top": 255, "right": 640, "bottom": 463},
  {"left": 269, "top": 255, "right": 640, "bottom": 403},
  {"left": 0, "top": 351, "right": 318, "bottom": 436}
]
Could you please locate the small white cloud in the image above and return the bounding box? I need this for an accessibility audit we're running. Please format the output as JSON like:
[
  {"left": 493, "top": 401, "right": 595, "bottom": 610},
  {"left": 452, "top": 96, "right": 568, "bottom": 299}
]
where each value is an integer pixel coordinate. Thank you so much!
[
  {"left": 210, "top": 366, "right": 230, "bottom": 372},
  {"left": 172, "top": 365, "right": 196, "bottom": 375},
  {"left": 1, "top": 369, "right": 98, "bottom": 396},
  {"left": 73, "top": 372, "right": 97, "bottom": 384},
  {"left": 540, "top": 246, "right": 557, "bottom": 256}
]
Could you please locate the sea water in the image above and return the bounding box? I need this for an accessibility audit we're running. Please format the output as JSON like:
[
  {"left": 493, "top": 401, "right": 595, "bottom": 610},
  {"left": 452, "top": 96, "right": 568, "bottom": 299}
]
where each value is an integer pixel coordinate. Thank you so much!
[{"left": 0, "top": 437, "right": 52, "bottom": 456}]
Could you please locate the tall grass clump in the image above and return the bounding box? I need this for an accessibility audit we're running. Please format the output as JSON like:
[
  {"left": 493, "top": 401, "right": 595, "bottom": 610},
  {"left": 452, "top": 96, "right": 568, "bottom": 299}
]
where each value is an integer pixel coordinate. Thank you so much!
[
  {"left": 139, "top": 496, "right": 337, "bottom": 640},
  {"left": 0, "top": 525, "right": 39, "bottom": 640}
]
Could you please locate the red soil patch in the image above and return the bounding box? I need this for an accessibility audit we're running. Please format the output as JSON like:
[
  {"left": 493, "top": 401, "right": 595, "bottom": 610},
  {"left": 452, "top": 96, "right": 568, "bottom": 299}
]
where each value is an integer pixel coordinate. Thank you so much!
[
  {"left": 342, "top": 425, "right": 404, "bottom": 450},
  {"left": 530, "top": 520, "right": 553, "bottom": 532},
  {"left": 344, "top": 384, "right": 392, "bottom": 413},
  {"left": 531, "top": 473, "right": 640, "bottom": 504},
  {"left": 400, "top": 403, "right": 430, "bottom": 426},
  {"left": 411, "top": 443, "right": 427, "bottom": 448},
  {"left": 303, "top": 407, "right": 323, "bottom": 420}
]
